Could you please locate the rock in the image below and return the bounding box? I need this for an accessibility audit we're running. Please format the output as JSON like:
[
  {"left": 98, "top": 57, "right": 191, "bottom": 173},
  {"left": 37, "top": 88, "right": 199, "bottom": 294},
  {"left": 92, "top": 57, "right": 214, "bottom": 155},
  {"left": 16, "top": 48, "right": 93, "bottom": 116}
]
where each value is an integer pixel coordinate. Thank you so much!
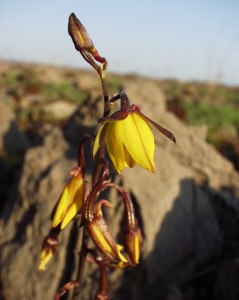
[
  {"left": 1, "top": 73, "right": 239, "bottom": 300},
  {"left": 0, "top": 125, "right": 75, "bottom": 300},
  {"left": 41, "top": 100, "right": 78, "bottom": 121},
  {"left": 213, "top": 260, "right": 239, "bottom": 300},
  {"left": 0, "top": 100, "right": 30, "bottom": 153},
  {"left": 110, "top": 79, "right": 239, "bottom": 299}
]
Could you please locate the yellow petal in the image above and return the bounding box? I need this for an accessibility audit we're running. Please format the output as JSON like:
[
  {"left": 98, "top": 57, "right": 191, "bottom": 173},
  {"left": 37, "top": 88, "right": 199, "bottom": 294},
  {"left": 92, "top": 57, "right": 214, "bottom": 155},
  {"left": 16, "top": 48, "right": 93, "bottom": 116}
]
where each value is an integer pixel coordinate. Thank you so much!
[
  {"left": 123, "top": 144, "right": 135, "bottom": 168},
  {"left": 122, "top": 113, "right": 155, "bottom": 171},
  {"left": 132, "top": 233, "right": 141, "bottom": 264},
  {"left": 93, "top": 124, "right": 105, "bottom": 158},
  {"left": 60, "top": 184, "right": 83, "bottom": 229},
  {"left": 52, "top": 175, "right": 83, "bottom": 228},
  {"left": 52, "top": 185, "right": 70, "bottom": 228},
  {"left": 38, "top": 249, "right": 53, "bottom": 271},
  {"left": 105, "top": 121, "right": 127, "bottom": 173},
  {"left": 88, "top": 221, "right": 115, "bottom": 255},
  {"left": 117, "top": 244, "right": 128, "bottom": 263}
]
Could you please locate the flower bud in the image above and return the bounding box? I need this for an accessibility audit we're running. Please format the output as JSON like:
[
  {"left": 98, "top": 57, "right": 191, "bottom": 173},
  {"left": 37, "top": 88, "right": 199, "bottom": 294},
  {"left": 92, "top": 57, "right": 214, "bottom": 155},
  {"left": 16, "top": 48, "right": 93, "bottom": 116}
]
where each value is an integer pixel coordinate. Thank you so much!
[
  {"left": 68, "top": 13, "right": 106, "bottom": 64},
  {"left": 87, "top": 200, "right": 128, "bottom": 264},
  {"left": 52, "top": 167, "right": 84, "bottom": 230},
  {"left": 38, "top": 234, "right": 58, "bottom": 271},
  {"left": 124, "top": 227, "right": 142, "bottom": 265}
]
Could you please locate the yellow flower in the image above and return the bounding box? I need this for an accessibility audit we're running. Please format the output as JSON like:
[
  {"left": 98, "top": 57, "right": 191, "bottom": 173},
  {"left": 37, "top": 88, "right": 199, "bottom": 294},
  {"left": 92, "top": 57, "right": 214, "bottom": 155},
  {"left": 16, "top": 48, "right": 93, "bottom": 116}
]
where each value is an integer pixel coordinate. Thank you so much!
[
  {"left": 38, "top": 235, "right": 58, "bottom": 271},
  {"left": 38, "top": 247, "right": 53, "bottom": 271},
  {"left": 93, "top": 112, "right": 155, "bottom": 173},
  {"left": 52, "top": 167, "right": 84, "bottom": 230}
]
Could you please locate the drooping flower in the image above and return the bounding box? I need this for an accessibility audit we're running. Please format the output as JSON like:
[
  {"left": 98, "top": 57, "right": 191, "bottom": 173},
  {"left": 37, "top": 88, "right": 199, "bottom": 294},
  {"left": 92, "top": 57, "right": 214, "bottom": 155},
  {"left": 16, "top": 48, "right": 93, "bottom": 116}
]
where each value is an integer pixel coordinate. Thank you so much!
[
  {"left": 86, "top": 200, "right": 128, "bottom": 266},
  {"left": 93, "top": 111, "right": 155, "bottom": 173},
  {"left": 38, "top": 234, "right": 58, "bottom": 271},
  {"left": 52, "top": 167, "right": 84, "bottom": 230},
  {"left": 93, "top": 92, "right": 176, "bottom": 173}
]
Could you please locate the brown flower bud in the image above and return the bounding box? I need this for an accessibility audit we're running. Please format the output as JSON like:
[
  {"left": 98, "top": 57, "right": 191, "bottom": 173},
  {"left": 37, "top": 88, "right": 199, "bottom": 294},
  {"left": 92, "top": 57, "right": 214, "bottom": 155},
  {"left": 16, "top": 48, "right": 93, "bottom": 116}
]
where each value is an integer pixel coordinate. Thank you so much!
[
  {"left": 68, "top": 13, "right": 106, "bottom": 64},
  {"left": 124, "top": 227, "right": 142, "bottom": 265},
  {"left": 38, "top": 234, "right": 58, "bottom": 271},
  {"left": 87, "top": 200, "right": 128, "bottom": 264}
]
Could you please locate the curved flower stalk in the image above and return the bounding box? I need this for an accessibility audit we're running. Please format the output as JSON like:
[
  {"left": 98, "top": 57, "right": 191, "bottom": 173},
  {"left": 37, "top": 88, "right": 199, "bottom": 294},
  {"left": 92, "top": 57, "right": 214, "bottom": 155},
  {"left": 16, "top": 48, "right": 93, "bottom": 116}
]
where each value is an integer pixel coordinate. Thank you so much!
[
  {"left": 102, "top": 182, "right": 142, "bottom": 266},
  {"left": 93, "top": 92, "right": 176, "bottom": 173}
]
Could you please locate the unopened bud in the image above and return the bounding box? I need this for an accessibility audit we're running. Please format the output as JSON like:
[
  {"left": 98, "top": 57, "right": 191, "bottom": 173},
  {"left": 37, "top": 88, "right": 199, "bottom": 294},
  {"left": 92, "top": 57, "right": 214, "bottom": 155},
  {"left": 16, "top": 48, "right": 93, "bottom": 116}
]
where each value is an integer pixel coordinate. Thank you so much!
[
  {"left": 38, "top": 235, "right": 58, "bottom": 271},
  {"left": 124, "top": 227, "right": 142, "bottom": 265},
  {"left": 87, "top": 200, "right": 128, "bottom": 264},
  {"left": 68, "top": 13, "right": 106, "bottom": 64}
]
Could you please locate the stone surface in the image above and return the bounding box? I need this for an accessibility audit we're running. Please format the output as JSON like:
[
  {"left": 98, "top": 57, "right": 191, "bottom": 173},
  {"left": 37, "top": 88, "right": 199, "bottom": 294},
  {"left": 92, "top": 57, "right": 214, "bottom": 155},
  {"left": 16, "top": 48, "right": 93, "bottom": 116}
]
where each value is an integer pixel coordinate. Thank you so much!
[
  {"left": 1, "top": 72, "right": 239, "bottom": 300},
  {"left": 0, "top": 125, "right": 74, "bottom": 300},
  {"left": 42, "top": 100, "right": 77, "bottom": 121},
  {"left": 0, "top": 100, "right": 29, "bottom": 153}
]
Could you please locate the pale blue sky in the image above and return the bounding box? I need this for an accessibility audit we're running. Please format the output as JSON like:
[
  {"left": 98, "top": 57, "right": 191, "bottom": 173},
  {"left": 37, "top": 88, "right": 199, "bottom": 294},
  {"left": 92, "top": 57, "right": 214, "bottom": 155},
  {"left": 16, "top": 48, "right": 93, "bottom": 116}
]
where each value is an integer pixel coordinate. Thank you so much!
[{"left": 0, "top": 0, "right": 239, "bottom": 85}]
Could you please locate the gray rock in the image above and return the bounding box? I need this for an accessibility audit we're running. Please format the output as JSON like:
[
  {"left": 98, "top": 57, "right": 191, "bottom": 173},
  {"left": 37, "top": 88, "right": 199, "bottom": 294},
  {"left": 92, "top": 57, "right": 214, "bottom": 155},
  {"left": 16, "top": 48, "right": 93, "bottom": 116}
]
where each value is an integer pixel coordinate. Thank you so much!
[
  {"left": 41, "top": 100, "right": 78, "bottom": 121},
  {"left": 0, "top": 125, "right": 75, "bottom": 300},
  {"left": 0, "top": 101, "right": 30, "bottom": 154},
  {"left": 1, "top": 77, "right": 239, "bottom": 300}
]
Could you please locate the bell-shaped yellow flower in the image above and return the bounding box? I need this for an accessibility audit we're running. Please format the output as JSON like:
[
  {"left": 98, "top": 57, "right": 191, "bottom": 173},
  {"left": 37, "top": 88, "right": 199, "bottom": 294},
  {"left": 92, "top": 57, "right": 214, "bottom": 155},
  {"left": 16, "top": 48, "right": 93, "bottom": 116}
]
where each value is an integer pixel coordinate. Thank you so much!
[
  {"left": 93, "top": 112, "right": 155, "bottom": 173},
  {"left": 52, "top": 167, "right": 84, "bottom": 230}
]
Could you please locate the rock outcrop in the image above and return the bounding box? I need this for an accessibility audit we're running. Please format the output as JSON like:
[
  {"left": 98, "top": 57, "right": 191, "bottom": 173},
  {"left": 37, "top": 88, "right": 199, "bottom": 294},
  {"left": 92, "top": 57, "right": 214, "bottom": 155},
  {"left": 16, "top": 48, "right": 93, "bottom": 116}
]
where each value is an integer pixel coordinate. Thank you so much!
[{"left": 1, "top": 71, "right": 239, "bottom": 300}]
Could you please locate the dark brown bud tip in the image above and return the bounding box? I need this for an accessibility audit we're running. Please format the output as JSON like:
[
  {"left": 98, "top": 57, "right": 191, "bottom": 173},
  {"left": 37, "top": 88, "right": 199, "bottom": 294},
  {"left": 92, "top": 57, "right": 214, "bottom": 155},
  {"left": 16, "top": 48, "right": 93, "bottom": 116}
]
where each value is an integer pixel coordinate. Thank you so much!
[
  {"left": 68, "top": 13, "right": 106, "bottom": 65},
  {"left": 68, "top": 13, "right": 94, "bottom": 51}
]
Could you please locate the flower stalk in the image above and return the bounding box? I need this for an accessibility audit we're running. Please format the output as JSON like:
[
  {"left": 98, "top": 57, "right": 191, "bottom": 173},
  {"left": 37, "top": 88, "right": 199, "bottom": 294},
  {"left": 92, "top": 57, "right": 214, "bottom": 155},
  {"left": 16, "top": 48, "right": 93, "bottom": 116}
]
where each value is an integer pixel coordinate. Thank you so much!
[{"left": 39, "top": 12, "right": 175, "bottom": 300}]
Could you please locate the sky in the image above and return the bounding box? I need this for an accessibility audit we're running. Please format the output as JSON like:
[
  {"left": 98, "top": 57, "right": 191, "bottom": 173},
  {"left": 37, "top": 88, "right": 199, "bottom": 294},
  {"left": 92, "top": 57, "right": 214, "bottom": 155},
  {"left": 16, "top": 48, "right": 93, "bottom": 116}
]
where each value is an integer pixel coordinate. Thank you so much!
[{"left": 0, "top": 0, "right": 239, "bottom": 86}]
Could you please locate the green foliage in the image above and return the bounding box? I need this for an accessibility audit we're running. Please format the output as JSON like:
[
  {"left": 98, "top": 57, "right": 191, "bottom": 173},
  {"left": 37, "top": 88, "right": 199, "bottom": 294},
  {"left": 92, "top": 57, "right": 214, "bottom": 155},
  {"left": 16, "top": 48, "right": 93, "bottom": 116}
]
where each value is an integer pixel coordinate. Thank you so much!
[
  {"left": 0, "top": 71, "right": 18, "bottom": 88},
  {"left": 226, "top": 92, "right": 239, "bottom": 104},
  {"left": 42, "top": 81, "right": 85, "bottom": 103},
  {"left": 182, "top": 99, "right": 239, "bottom": 143},
  {"left": 162, "top": 79, "right": 239, "bottom": 147}
]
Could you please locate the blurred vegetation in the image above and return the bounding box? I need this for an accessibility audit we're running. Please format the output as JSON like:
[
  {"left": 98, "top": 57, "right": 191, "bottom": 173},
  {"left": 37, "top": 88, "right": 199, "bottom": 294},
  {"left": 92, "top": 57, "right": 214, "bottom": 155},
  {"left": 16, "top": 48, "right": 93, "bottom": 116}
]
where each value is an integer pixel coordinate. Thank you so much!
[
  {"left": 182, "top": 100, "right": 239, "bottom": 144},
  {"left": 0, "top": 62, "right": 239, "bottom": 170},
  {"left": 163, "top": 80, "right": 239, "bottom": 170},
  {"left": 42, "top": 81, "right": 84, "bottom": 103},
  {"left": 0, "top": 63, "right": 87, "bottom": 125}
]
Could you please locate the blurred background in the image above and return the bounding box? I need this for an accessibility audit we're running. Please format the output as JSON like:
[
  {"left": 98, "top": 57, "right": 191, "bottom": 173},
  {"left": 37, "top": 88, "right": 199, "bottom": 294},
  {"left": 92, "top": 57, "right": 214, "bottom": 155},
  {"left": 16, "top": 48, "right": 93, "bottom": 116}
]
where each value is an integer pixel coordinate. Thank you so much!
[
  {"left": 1, "top": 0, "right": 239, "bottom": 84},
  {"left": 1, "top": 1, "right": 239, "bottom": 300}
]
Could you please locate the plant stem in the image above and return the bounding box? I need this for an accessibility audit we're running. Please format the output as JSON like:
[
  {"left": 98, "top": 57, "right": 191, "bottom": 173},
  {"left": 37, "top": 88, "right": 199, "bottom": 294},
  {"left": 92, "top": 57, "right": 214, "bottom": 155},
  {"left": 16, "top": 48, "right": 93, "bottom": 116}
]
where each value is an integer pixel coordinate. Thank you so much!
[
  {"left": 98, "top": 64, "right": 111, "bottom": 118},
  {"left": 72, "top": 227, "right": 89, "bottom": 300}
]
